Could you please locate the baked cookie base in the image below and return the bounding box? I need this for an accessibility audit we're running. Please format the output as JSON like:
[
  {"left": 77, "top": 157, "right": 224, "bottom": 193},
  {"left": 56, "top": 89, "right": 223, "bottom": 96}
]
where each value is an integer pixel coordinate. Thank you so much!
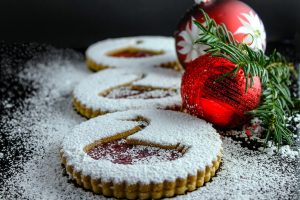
[
  {"left": 60, "top": 151, "right": 222, "bottom": 199},
  {"left": 86, "top": 57, "right": 182, "bottom": 72},
  {"left": 73, "top": 97, "right": 181, "bottom": 119},
  {"left": 73, "top": 97, "right": 107, "bottom": 118}
]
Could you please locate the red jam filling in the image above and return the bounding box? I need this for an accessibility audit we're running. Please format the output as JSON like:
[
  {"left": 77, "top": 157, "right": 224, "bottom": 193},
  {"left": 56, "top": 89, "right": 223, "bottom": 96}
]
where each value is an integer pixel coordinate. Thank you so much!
[
  {"left": 111, "top": 51, "right": 155, "bottom": 58},
  {"left": 104, "top": 86, "right": 176, "bottom": 99},
  {"left": 107, "top": 48, "right": 163, "bottom": 58},
  {"left": 87, "top": 139, "right": 182, "bottom": 165}
]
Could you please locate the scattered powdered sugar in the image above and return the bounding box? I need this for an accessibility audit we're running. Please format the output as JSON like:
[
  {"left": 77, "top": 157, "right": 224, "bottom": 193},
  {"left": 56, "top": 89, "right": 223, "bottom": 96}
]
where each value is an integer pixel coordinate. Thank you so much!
[
  {"left": 228, "top": 115, "right": 300, "bottom": 159},
  {"left": 176, "top": 137, "right": 298, "bottom": 200},
  {"left": 259, "top": 142, "right": 300, "bottom": 159},
  {"left": 0, "top": 49, "right": 298, "bottom": 200},
  {"left": 289, "top": 113, "right": 300, "bottom": 129}
]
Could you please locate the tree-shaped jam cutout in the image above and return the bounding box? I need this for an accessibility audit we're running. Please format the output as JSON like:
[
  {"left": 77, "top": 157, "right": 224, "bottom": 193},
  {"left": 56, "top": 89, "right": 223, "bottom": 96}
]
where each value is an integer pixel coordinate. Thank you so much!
[
  {"left": 85, "top": 117, "right": 183, "bottom": 165},
  {"left": 99, "top": 76, "right": 177, "bottom": 100}
]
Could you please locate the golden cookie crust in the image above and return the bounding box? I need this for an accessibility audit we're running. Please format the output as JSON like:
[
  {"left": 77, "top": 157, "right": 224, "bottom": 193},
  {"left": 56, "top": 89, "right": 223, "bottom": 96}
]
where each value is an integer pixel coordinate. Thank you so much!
[
  {"left": 73, "top": 97, "right": 181, "bottom": 119},
  {"left": 61, "top": 150, "right": 221, "bottom": 199}
]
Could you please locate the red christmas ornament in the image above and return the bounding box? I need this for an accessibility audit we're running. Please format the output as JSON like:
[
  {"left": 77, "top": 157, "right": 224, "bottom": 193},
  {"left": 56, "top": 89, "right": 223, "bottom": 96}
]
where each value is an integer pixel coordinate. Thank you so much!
[
  {"left": 181, "top": 54, "right": 262, "bottom": 128},
  {"left": 175, "top": 0, "right": 266, "bottom": 68}
]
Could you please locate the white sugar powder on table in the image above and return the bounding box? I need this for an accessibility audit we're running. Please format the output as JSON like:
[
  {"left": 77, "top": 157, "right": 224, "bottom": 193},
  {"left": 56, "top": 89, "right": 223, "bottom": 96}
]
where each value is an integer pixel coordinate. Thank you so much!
[{"left": 0, "top": 49, "right": 298, "bottom": 200}]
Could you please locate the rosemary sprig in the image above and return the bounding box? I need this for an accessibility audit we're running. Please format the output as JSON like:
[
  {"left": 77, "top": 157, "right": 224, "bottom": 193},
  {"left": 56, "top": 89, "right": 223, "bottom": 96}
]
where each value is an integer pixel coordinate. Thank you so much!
[{"left": 194, "top": 9, "right": 296, "bottom": 146}]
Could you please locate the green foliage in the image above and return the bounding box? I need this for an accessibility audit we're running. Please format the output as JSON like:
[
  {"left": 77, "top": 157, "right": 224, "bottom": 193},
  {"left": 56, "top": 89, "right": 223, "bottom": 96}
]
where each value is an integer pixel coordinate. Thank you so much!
[{"left": 194, "top": 9, "right": 296, "bottom": 146}]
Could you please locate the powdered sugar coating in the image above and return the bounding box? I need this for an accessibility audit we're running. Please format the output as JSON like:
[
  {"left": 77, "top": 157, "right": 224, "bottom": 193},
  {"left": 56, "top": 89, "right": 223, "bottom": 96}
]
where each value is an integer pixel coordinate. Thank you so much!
[
  {"left": 86, "top": 36, "right": 177, "bottom": 69},
  {"left": 61, "top": 109, "right": 222, "bottom": 183},
  {"left": 73, "top": 68, "right": 182, "bottom": 112}
]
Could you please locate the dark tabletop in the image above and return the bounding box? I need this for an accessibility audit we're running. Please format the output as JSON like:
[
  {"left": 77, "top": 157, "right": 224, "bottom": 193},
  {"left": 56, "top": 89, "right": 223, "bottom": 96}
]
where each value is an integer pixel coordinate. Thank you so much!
[{"left": 0, "top": 0, "right": 300, "bottom": 198}]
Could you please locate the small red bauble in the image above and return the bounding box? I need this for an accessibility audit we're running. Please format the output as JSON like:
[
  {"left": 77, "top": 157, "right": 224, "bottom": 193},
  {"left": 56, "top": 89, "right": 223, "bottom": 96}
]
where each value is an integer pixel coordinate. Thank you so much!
[
  {"left": 175, "top": 0, "right": 266, "bottom": 67},
  {"left": 181, "top": 54, "right": 262, "bottom": 128}
]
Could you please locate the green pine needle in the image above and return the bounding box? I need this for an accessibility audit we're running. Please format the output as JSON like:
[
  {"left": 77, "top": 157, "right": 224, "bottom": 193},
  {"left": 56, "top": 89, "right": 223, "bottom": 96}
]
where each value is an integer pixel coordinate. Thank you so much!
[{"left": 194, "top": 9, "right": 296, "bottom": 146}]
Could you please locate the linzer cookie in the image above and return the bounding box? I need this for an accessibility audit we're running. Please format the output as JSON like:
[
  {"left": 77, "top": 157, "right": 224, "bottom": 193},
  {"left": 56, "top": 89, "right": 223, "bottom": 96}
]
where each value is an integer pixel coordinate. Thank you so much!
[
  {"left": 73, "top": 68, "right": 182, "bottom": 118},
  {"left": 60, "top": 109, "right": 222, "bottom": 199},
  {"left": 85, "top": 36, "right": 181, "bottom": 71}
]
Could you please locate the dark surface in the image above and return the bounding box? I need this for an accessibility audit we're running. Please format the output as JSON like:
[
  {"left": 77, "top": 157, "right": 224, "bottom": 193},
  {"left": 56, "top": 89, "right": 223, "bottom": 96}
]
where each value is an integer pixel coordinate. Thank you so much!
[
  {"left": 0, "top": 0, "right": 195, "bottom": 48},
  {"left": 0, "top": 0, "right": 299, "bottom": 197},
  {"left": 0, "top": 0, "right": 300, "bottom": 49},
  {"left": 0, "top": 43, "right": 48, "bottom": 189}
]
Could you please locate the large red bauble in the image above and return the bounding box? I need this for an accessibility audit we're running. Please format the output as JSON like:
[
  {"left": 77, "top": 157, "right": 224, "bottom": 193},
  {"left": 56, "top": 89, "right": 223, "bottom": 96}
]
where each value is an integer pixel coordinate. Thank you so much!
[
  {"left": 175, "top": 0, "right": 266, "bottom": 68},
  {"left": 181, "top": 54, "right": 262, "bottom": 129}
]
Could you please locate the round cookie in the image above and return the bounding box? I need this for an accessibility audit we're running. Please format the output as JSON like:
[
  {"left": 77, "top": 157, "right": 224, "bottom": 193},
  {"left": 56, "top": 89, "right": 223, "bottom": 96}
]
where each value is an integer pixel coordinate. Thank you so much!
[
  {"left": 60, "top": 109, "right": 222, "bottom": 199},
  {"left": 73, "top": 68, "right": 182, "bottom": 118},
  {"left": 86, "top": 36, "right": 181, "bottom": 71}
]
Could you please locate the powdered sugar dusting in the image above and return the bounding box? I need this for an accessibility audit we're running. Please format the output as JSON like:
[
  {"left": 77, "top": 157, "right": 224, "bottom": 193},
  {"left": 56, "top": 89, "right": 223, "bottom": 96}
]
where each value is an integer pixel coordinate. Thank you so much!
[
  {"left": 259, "top": 143, "right": 299, "bottom": 159},
  {"left": 176, "top": 137, "right": 298, "bottom": 200},
  {"left": 105, "top": 86, "right": 177, "bottom": 99},
  {"left": 73, "top": 68, "right": 182, "bottom": 112},
  {"left": 241, "top": 116, "right": 300, "bottom": 158},
  {"left": 0, "top": 48, "right": 298, "bottom": 199}
]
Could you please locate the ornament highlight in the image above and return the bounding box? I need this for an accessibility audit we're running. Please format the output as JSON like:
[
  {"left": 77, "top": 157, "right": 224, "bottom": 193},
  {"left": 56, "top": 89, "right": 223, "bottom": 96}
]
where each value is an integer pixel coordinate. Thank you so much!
[{"left": 181, "top": 54, "right": 262, "bottom": 128}]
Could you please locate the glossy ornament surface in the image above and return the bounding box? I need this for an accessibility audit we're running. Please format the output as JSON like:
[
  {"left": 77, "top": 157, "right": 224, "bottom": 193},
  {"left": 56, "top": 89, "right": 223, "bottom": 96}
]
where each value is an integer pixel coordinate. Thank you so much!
[
  {"left": 175, "top": 0, "right": 266, "bottom": 67},
  {"left": 181, "top": 54, "right": 262, "bottom": 128}
]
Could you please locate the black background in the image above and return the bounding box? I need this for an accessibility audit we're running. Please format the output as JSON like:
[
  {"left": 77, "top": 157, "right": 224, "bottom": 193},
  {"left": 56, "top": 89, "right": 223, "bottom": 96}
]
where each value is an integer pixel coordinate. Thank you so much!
[{"left": 0, "top": 0, "right": 300, "bottom": 49}]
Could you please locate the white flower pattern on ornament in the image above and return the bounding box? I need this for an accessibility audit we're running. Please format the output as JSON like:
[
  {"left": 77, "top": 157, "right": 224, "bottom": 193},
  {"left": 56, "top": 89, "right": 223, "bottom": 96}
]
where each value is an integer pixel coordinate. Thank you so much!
[
  {"left": 234, "top": 11, "right": 266, "bottom": 51},
  {"left": 177, "top": 18, "right": 209, "bottom": 63}
]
